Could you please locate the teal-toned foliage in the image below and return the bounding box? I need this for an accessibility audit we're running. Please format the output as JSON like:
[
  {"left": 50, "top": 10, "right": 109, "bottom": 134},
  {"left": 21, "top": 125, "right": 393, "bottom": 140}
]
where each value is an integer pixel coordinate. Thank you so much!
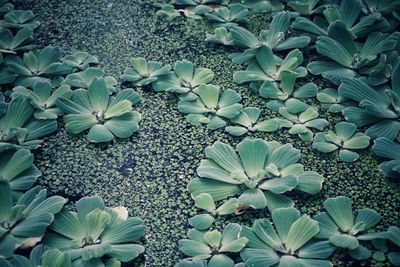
[
  {"left": 188, "top": 139, "right": 324, "bottom": 211},
  {"left": 57, "top": 78, "right": 141, "bottom": 143},
  {"left": 155, "top": 4, "right": 181, "bottom": 20},
  {"left": 0, "top": 182, "right": 65, "bottom": 261},
  {"left": 0, "top": 10, "right": 40, "bottom": 29},
  {"left": 177, "top": 223, "right": 248, "bottom": 267},
  {"left": 12, "top": 81, "right": 72, "bottom": 120},
  {"left": 177, "top": 84, "right": 242, "bottom": 130},
  {"left": 314, "top": 196, "right": 381, "bottom": 260},
  {"left": 0, "top": 95, "right": 58, "bottom": 150},
  {"left": 63, "top": 67, "right": 117, "bottom": 93},
  {"left": 225, "top": 107, "right": 280, "bottom": 136},
  {"left": 243, "top": 0, "right": 283, "bottom": 13},
  {"left": 287, "top": 0, "right": 320, "bottom": 15},
  {"left": 62, "top": 52, "right": 99, "bottom": 70},
  {"left": 240, "top": 207, "right": 335, "bottom": 267},
  {"left": 372, "top": 137, "right": 400, "bottom": 179},
  {"left": 121, "top": 57, "right": 171, "bottom": 86},
  {"left": 44, "top": 196, "right": 145, "bottom": 266},
  {"left": 313, "top": 122, "right": 370, "bottom": 162},
  {"left": 205, "top": 4, "right": 249, "bottom": 27},
  {"left": 317, "top": 87, "right": 352, "bottom": 113},
  {"left": 0, "top": 27, "right": 35, "bottom": 54},
  {"left": 205, "top": 27, "right": 234, "bottom": 46},
  {"left": 0, "top": 148, "right": 40, "bottom": 198}
]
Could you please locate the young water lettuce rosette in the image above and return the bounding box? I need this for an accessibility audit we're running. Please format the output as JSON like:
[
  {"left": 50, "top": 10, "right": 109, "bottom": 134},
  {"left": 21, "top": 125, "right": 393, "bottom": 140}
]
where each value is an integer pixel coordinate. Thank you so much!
[
  {"left": 314, "top": 196, "right": 381, "bottom": 260},
  {"left": 206, "top": 27, "right": 235, "bottom": 46},
  {"left": 152, "top": 60, "right": 214, "bottom": 100},
  {"left": 177, "top": 223, "right": 248, "bottom": 267},
  {"left": 0, "top": 10, "right": 40, "bottom": 29},
  {"left": 227, "top": 11, "right": 310, "bottom": 64},
  {"left": 61, "top": 51, "right": 99, "bottom": 70},
  {"left": 317, "top": 87, "right": 354, "bottom": 113},
  {"left": 120, "top": 57, "right": 171, "bottom": 87},
  {"left": 63, "top": 67, "right": 117, "bottom": 93},
  {"left": 56, "top": 77, "right": 141, "bottom": 143},
  {"left": 243, "top": 0, "right": 283, "bottom": 13},
  {"left": 233, "top": 46, "right": 307, "bottom": 93},
  {"left": 0, "top": 182, "right": 66, "bottom": 263},
  {"left": 205, "top": 3, "right": 249, "bottom": 27},
  {"left": 225, "top": 107, "right": 280, "bottom": 136},
  {"left": 312, "top": 122, "right": 370, "bottom": 162},
  {"left": 188, "top": 139, "right": 324, "bottom": 212},
  {"left": 44, "top": 196, "right": 145, "bottom": 267},
  {"left": 338, "top": 66, "right": 400, "bottom": 141},
  {"left": 372, "top": 137, "right": 400, "bottom": 179},
  {"left": 177, "top": 84, "right": 243, "bottom": 130},
  {"left": 240, "top": 207, "right": 335, "bottom": 267}
]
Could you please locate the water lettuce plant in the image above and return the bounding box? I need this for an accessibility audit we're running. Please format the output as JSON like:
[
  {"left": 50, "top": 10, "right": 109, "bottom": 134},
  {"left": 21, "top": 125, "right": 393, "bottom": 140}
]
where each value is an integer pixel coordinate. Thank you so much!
[
  {"left": 243, "top": 0, "right": 283, "bottom": 13},
  {"left": 121, "top": 57, "right": 171, "bottom": 86},
  {"left": 12, "top": 81, "right": 72, "bottom": 120},
  {"left": 5, "top": 46, "right": 73, "bottom": 87},
  {"left": 0, "top": 27, "right": 35, "bottom": 54},
  {"left": 61, "top": 52, "right": 99, "bottom": 70},
  {"left": 312, "top": 122, "right": 370, "bottom": 162},
  {"left": 233, "top": 46, "right": 307, "bottom": 88},
  {"left": 307, "top": 21, "right": 399, "bottom": 85},
  {"left": 225, "top": 107, "right": 280, "bottom": 136},
  {"left": 44, "top": 196, "right": 145, "bottom": 266},
  {"left": 0, "top": 95, "right": 58, "bottom": 150},
  {"left": 314, "top": 196, "right": 381, "bottom": 260},
  {"left": 317, "top": 87, "right": 351, "bottom": 113},
  {"left": 155, "top": 4, "right": 181, "bottom": 20},
  {"left": 287, "top": 0, "right": 320, "bottom": 15},
  {"left": 63, "top": 67, "right": 117, "bottom": 93},
  {"left": 338, "top": 66, "right": 400, "bottom": 141},
  {"left": 177, "top": 84, "right": 242, "bottom": 130},
  {"left": 188, "top": 139, "right": 324, "bottom": 211},
  {"left": 153, "top": 60, "right": 214, "bottom": 100},
  {"left": 240, "top": 207, "right": 335, "bottom": 267},
  {"left": 177, "top": 223, "right": 248, "bottom": 267},
  {"left": 205, "top": 4, "right": 249, "bottom": 27},
  {"left": 0, "top": 148, "right": 41, "bottom": 198},
  {"left": 56, "top": 78, "right": 141, "bottom": 143},
  {"left": 205, "top": 27, "right": 234, "bottom": 46},
  {"left": 372, "top": 137, "right": 400, "bottom": 179},
  {"left": 0, "top": 10, "right": 40, "bottom": 29},
  {"left": 0, "top": 182, "right": 65, "bottom": 255}
]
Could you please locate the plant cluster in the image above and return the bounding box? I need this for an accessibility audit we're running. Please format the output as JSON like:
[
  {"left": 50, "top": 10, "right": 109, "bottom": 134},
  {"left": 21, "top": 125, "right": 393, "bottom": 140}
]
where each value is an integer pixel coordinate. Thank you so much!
[{"left": 0, "top": 2, "right": 145, "bottom": 266}]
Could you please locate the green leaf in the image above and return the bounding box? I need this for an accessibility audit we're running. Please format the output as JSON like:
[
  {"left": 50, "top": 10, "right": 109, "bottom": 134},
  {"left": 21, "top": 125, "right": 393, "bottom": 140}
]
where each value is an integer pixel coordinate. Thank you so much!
[
  {"left": 339, "top": 149, "right": 359, "bottom": 162},
  {"left": 238, "top": 188, "right": 268, "bottom": 209},
  {"left": 316, "top": 36, "right": 353, "bottom": 67},
  {"left": 329, "top": 234, "right": 359, "bottom": 249},
  {"left": 88, "top": 78, "right": 109, "bottom": 112},
  {"left": 189, "top": 214, "right": 215, "bottom": 230},
  {"left": 271, "top": 207, "right": 300, "bottom": 244},
  {"left": 240, "top": 248, "right": 280, "bottom": 267},
  {"left": 193, "top": 193, "right": 216, "bottom": 212},
  {"left": 323, "top": 196, "right": 354, "bottom": 232},
  {"left": 87, "top": 124, "right": 114, "bottom": 143},
  {"left": 197, "top": 84, "right": 219, "bottom": 109},
  {"left": 286, "top": 215, "right": 319, "bottom": 252},
  {"left": 208, "top": 255, "right": 234, "bottom": 267},
  {"left": 252, "top": 218, "right": 282, "bottom": 249},
  {"left": 237, "top": 139, "right": 268, "bottom": 178}
]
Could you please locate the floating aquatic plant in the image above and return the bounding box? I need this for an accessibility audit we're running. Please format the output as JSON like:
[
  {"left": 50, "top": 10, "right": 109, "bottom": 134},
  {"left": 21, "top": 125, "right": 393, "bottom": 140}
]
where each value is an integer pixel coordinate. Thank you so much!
[
  {"left": 63, "top": 67, "right": 117, "bottom": 93},
  {"left": 205, "top": 4, "right": 249, "bottom": 27},
  {"left": 177, "top": 84, "right": 242, "bottom": 130},
  {"left": 44, "top": 196, "right": 145, "bottom": 266},
  {"left": 57, "top": 78, "right": 141, "bottom": 143},
  {"left": 0, "top": 10, "right": 40, "bottom": 29},
  {"left": 317, "top": 87, "right": 353, "bottom": 113},
  {"left": 372, "top": 137, "right": 400, "bottom": 179},
  {"left": 188, "top": 139, "right": 324, "bottom": 211},
  {"left": 177, "top": 223, "right": 248, "bottom": 266},
  {"left": 205, "top": 27, "right": 234, "bottom": 46},
  {"left": 243, "top": 0, "right": 283, "bottom": 13},
  {"left": 287, "top": 0, "right": 320, "bottom": 15},
  {"left": 240, "top": 207, "right": 335, "bottom": 267},
  {"left": 61, "top": 52, "right": 99, "bottom": 70},
  {"left": 121, "top": 57, "right": 171, "bottom": 87},
  {"left": 0, "top": 27, "right": 35, "bottom": 54},
  {"left": 313, "top": 122, "right": 370, "bottom": 162}
]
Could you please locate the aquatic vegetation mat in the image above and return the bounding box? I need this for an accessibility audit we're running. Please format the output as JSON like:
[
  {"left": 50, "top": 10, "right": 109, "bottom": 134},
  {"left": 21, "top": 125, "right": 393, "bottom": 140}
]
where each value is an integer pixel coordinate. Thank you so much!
[{"left": 1, "top": 0, "right": 400, "bottom": 266}]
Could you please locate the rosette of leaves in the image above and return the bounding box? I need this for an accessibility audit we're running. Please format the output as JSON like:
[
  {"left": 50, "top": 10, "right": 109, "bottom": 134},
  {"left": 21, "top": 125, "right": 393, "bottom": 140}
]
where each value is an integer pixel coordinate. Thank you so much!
[
  {"left": 233, "top": 46, "right": 307, "bottom": 90},
  {"left": 291, "top": 0, "right": 391, "bottom": 39},
  {"left": 243, "top": 0, "right": 283, "bottom": 13},
  {"left": 5, "top": 46, "right": 73, "bottom": 87},
  {"left": 156, "top": 0, "right": 229, "bottom": 20},
  {"left": 259, "top": 70, "right": 317, "bottom": 109},
  {"left": 240, "top": 207, "right": 335, "bottom": 267},
  {"left": 56, "top": 78, "right": 141, "bottom": 143},
  {"left": 155, "top": 4, "right": 181, "bottom": 20},
  {"left": 0, "top": 95, "right": 58, "bottom": 150},
  {"left": 63, "top": 67, "right": 117, "bottom": 93},
  {"left": 0, "top": 27, "right": 35, "bottom": 54},
  {"left": 44, "top": 196, "right": 145, "bottom": 266},
  {"left": 188, "top": 139, "right": 324, "bottom": 211},
  {"left": 0, "top": 10, "right": 40, "bottom": 29},
  {"left": 152, "top": 60, "right": 214, "bottom": 100},
  {"left": 177, "top": 223, "right": 248, "bottom": 267},
  {"left": 0, "top": 182, "right": 66, "bottom": 257},
  {"left": 338, "top": 66, "right": 400, "bottom": 140},
  {"left": 120, "top": 57, "right": 171, "bottom": 86},
  {"left": 228, "top": 12, "right": 310, "bottom": 64},
  {"left": 205, "top": 4, "right": 249, "bottom": 27},
  {"left": 287, "top": 0, "right": 320, "bottom": 15},
  {"left": 0, "top": 0, "right": 13, "bottom": 17},
  {"left": 312, "top": 122, "right": 370, "bottom": 162},
  {"left": 177, "top": 84, "right": 242, "bottom": 130},
  {"left": 225, "top": 107, "right": 280, "bottom": 136},
  {"left": 12, "top": 81, "right": 72, "bottom": 120},
  {"left": 307, "top": 21, "right": 400, "bottom": 85},
  {"left": 62, "top": 52, "right": 99, "bottom": 70},
  {"left": 189, "top": 193, "right": 239, "bottom": 230},
  {"left": 314, "top": 196, "right": 381, "bottom": 260},
  {"left": 274, "top": 105, "right": 329, "bottom": 141},
  {"left": 0, "top": 148, "right": 41, "bottom": 198},
  {"left": 317, "top": 87, "right": 353, "bottom": 113},
  {"left": 205, "top": 27, "right": 234, "bottom": 46},
  {"left": 0, "top": 245, "right": 72, "bottom": 267},
  {"left": 372, "top": 137, "right": 400, "bottom": 179}
]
